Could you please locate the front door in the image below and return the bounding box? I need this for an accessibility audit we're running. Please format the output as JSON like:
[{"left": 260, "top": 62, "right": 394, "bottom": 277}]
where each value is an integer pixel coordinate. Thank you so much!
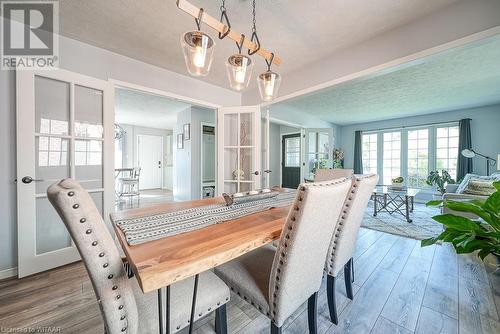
[
  {"left": 217, "top": 106, "right": 261, "bottom": 194},
  {"left": 282, "top": 133, "right": 301, "bottom": 189},
  {"left": 16, "top": 69, "right": 113, "bottom": 277},
  {"left": 137, "top": 134, "right": 163, "bottom": 190}
]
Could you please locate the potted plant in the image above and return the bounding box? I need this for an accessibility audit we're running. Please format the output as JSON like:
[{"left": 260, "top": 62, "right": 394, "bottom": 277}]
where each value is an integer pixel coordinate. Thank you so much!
[
  {"left": 391, "top": 176, "right": 404, "bottom": 188},
  {"left": 426, "top": 170, "right": 455, "bottom": 195},
  {"left": 421, "top": 181, "right": 500, "bottom": 269}
]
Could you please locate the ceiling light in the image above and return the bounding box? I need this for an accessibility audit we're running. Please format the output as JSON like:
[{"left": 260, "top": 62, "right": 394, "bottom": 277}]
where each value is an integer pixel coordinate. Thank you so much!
[
  {"left": 226, "top": 35, "right": 253, "bottom": 91},
  {"left": 180, "top": 8, "right": 215, "bottom": 77},
  {"left": 258, "top": 53, "right": 281, "bottom": 101}
]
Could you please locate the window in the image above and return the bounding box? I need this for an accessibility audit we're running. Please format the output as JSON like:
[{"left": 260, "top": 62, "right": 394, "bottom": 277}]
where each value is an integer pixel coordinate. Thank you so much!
[
  {"left": 362, "top": 133, "right": 377, "bottom": 174},
  {"left": 383, "top": 132, "right": 401, "bottom": 185},
  {"left": 307, "top": 131, "right": 330, "bottom": 176},
  {"left": 436, "top": 126, "right": 459, "bottom": 179},
  {"left": 407, "top": 129, "right": 429, "bottom": 187},
  {"left": 284, "top": 136, "right": 300, "bottom": 167}
]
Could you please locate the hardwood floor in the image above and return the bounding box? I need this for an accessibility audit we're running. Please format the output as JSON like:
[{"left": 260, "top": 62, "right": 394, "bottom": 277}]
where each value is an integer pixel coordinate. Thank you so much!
[{"left": 1, "top": 228, "right": 498, "bottom": 334}]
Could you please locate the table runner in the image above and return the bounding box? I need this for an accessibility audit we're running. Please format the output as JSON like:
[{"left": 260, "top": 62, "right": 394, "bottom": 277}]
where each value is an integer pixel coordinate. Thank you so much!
[{"left": 115, "top": 191, "right": 297, "bottom": 245}]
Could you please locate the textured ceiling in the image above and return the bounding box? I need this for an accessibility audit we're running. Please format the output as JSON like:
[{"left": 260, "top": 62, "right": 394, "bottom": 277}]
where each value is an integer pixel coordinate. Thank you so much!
[
  {"left": 271, "top": 35, "right": 500, "bottom": 125},
  {"left": 59, "top": 0, "right": 458, "bottom": 90},
  {"left": 115, "top": 88, "right": 190, "bottom": 129}
]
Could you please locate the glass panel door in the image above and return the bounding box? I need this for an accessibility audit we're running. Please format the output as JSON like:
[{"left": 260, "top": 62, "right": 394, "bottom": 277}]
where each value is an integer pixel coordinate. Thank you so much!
[
  {"left": 304, "top": 128, "right": 333, "bottom": 180},
  {"left": 17, "top": 69, "right": 111, "bottom": 277},
  {"left": 217, "top": 106, "right": 261, "bottom": 194}
]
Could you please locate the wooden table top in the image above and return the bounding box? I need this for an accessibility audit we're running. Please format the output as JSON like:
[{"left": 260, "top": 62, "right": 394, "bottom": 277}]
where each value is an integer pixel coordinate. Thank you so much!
[{"left": 111, "top": 194, "right": 291, "bottom": 293}]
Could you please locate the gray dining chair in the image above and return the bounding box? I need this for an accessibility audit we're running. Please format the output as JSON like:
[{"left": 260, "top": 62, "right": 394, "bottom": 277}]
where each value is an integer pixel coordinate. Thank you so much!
[
  {"left": 214, "top": 178, "right": 352, "bottom": 334},
  {"left": 324, "top": 174, "right": 378, "bottom": 324},
  {"left": 47, "top": 178, "right": 230, "bottom": 334},
  {"left": 314, "top": 168, "right": 354, "bottom": 182}
]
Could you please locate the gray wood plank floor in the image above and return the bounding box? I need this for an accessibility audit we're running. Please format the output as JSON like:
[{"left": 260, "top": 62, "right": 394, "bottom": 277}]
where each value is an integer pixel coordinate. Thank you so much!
[{"left": 1, "top": 228, "right": 498, "bottom": 334}]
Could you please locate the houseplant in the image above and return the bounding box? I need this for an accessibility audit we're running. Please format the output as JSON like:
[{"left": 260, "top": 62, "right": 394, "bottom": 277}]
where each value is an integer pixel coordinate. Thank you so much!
[
  {"left": 421, "top": 181, "right": 500, "bottom": 268},
  {"left": 426, "top": 170, "right": 455, "bottom": 195}
]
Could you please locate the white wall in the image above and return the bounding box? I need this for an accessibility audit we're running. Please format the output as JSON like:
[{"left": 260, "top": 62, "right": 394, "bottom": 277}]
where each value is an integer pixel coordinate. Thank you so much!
[
  {"left": 173, "top": 107, "right": 216, "bottom": 201},
  {"left": 0, "top": 33, "right": 240, "bottom": 273},
  {"left": 119, "top": 123, "right": 173, "bottom": 190}
]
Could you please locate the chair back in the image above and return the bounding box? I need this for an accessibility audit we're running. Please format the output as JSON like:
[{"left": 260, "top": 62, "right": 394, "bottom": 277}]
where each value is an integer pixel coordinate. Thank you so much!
[
  {"left": 325, "top": 174, "right": 378, "bottom": 277},
  {"left": 314, "top": 168, "right": 353, "bottom": 182},
  {"left": 47, "top": 179, "right": 139, "bottom": 334},
  {"left": 132, "top": 167, "right": 141, "bottom": 179},
  {"left": 268, "top": 178, "right": 351, "bottom": 326}
]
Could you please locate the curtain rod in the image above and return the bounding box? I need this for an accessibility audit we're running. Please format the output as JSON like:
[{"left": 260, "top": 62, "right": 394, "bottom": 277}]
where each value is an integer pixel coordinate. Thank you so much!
[{"left": 360, "top": 118, "right": 470, "bottom": 133}]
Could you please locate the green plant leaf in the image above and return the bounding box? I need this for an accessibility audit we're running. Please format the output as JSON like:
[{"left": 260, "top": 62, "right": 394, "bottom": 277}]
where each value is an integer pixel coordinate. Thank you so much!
[
  {"left": 432, "top": 214, "right": 483, "bottom": 232},
  {"left": 485, "top": 192, "right": 500, "bottom": 214},
  {"left": 478, "top": 248, "right": 492, "bottom": 260},
  {"left": 444, "top": 201, "right": 492, "bottom": 223},
  {"left": 493, "top": 181, "right": 500, "bottom": 192},
  {"left": 421, "top": 238, "right": 438, "bottom": 247},
  {"left": 426, "top": 200, "right": 443, "bottom": 207}
]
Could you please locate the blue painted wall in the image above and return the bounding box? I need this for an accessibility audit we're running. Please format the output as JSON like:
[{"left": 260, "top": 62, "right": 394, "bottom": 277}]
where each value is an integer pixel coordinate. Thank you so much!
[{"left": 339, "top": 104, "right": 500, "bottom": 176}]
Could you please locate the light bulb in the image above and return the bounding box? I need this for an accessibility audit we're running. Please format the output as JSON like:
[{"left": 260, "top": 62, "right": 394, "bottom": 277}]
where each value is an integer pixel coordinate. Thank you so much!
[
  {"left": 193, "top": 46, "right": 206, "bottom": 68},
  {"left": 234, "top": 66, "right": 246, "bottom": 84},
  {"left": 264, "top": 80, "right": 274, "bottom": 98}
]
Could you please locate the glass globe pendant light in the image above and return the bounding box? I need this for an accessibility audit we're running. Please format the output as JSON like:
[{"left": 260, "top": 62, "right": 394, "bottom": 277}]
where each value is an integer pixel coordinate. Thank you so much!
[
  {"left": 226, "top": 34, "right": 253, "bottom": 91},
  {"left": 257, "top": 53, "right": 281, "bottom": 101},
  {"left": 180, "top": 8, "right": 215, "bottom": 77}
]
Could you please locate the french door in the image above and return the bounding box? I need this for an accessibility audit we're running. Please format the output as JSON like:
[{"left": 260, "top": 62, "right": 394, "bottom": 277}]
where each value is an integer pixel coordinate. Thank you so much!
[
  {"left": 217, "top": 106, "right": 261, "bottom": 195},
  {"left": 16, "top": 69, "right": 113, "bottom": 277},
  {"left": 304, "top": 128, "right": 334, "bottom": 180}
]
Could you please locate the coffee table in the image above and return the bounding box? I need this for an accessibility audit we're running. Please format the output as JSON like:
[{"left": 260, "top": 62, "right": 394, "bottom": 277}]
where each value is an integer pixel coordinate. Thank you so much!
[{"left": 372, "top": 186, "right": 420, "bottom": 223}]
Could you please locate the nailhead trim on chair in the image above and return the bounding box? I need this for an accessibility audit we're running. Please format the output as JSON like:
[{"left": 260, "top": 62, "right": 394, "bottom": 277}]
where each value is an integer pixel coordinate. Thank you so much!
[
  {"left": 326, "top": 175, "right": 371, "bottom": 275},
  {"left": 270, "top": 178, "right": 348, "bottom": 321},
  {"left": 67, "top": 190, "right": 129, "bottom": 334}
]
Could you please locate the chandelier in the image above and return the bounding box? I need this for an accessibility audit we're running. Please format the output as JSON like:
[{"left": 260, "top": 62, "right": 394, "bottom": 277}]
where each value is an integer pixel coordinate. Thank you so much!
[{"left": 177, "top": 0, "right": 281, "bottom": 101}]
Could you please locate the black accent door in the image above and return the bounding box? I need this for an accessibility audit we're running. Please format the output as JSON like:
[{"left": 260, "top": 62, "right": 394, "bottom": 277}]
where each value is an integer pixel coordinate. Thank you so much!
[{"left": 282, "top": 133, "right": 301, "bottom": 189}]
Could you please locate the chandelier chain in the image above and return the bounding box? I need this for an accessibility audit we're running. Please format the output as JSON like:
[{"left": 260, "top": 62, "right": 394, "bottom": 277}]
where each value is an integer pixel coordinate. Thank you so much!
[
  {"left": 252, "top": 0, "right": 257, "bottom": 32},
  {"left": 220, "top": 0, "right": 226, "bottom": 12}
]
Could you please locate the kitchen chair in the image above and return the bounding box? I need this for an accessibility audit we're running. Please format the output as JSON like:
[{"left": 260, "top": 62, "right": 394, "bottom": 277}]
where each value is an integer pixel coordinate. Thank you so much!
[
  {"left": 119, "top": 167, "right": 141, "bottom": 198},
  {"left": 214, "top": 178, "right": 352, "bottom": 334},
  {"left": 324, "top": 174, "right": 378, "bottom": 324},
  {"left": 314, "top": 168, "right": 354, "bottom": 182},
  {"left": 47, "top": 178, "right": 230, "bottom": 334}
]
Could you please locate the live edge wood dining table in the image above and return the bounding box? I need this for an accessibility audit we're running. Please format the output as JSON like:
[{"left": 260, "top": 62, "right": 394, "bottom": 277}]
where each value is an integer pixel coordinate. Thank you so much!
[{"left": 110, "top": 190, "right": 292, "bottom": 334}]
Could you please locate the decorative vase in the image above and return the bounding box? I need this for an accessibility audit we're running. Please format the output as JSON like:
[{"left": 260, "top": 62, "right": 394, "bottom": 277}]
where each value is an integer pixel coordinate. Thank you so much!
[{"left": 233, "top": 169, "right": 245, "bottom": 180}]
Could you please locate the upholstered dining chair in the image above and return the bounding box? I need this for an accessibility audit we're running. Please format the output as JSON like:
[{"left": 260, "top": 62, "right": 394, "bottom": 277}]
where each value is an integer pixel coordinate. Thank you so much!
[
  {"left": 324, "top": 174, "right": 378, "bottom": 324},
  {"left": 314, "top": 168, "right": 354, "bottom": 182},
  {"left": 214, "top": 178, "right": 352, "bottom": 334},
  {"left": 47, "top": 178, "right": 230, "bottom": 334}
]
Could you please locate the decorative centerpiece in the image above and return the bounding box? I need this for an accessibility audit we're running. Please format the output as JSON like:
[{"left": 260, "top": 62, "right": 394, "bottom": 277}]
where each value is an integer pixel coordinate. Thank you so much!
[
  {"left": 222, "top": 188, "right": 278, "bottom": 206},
  {"left": 391, "top": 176, "right": 404, "bottom": 189},
  {"left": 332, "top": 148, "right": 344, "bottom": 168}
]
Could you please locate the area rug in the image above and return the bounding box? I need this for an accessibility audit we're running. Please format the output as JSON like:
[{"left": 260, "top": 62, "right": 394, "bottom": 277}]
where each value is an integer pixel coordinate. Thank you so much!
[{"left": 361, "top": 202, "right": 443, "bottom": 240}]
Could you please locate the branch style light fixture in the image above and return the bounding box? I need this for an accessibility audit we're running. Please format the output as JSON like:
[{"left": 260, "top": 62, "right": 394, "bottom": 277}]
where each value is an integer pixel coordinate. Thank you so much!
[
  {"left": 176, "top": 0, "right": 281, "bottom": 100},
  {"left": 180, "top": 7, "right": 215, "bottom": 76}
]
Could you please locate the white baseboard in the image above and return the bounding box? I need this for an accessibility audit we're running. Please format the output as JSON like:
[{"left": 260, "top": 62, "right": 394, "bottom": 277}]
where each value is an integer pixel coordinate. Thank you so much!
[{"left": 0, "top": 267, "right": 18, "bottom": 280}]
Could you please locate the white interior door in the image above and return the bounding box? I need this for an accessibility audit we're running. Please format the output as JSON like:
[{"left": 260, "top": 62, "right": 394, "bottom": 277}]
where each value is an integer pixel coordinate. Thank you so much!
[
  {"left": 217, "top": 106, "right": 261, "bottom": 194},
  {"left": 304, "top": 128, "right": 334, "bottom": 180},
  {"left": 137, "top": 134, "right": 163, "bottom": 190},
  {"left": 16, "top": 69, "right": 113, "bottom": 277}
]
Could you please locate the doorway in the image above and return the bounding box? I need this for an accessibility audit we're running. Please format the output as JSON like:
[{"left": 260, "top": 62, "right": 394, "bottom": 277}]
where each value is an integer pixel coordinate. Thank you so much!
[
  {"left": 281, "top": 133, "right": 301, "bottom": 188},
  {"left": 137, "top": 134, "right": 163, "bottom": 189}
]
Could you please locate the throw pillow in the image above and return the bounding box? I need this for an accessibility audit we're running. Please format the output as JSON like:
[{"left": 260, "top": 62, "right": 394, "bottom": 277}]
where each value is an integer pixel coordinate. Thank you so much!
[
  {"left": 462, "top": 179, "right": 496, "bottom": 196},
  {"left": 456, "top": 173, "right": 500, "bottom": 194}
]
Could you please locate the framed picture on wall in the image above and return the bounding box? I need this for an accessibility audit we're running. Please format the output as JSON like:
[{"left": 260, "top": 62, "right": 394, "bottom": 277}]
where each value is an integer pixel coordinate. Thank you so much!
[
  {"left": 183, "top": 123, "right": 191, "bottom": 140},
  {"left": 177, "top": 133, "right": 184, "bottom": 149}
]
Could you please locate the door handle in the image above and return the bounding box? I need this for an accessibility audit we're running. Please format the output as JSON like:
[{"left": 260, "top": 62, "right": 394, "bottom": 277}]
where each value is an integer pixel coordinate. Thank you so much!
[
  {"left": 264, "top": 170, "right": 272, "bottom": 173},
  {"left": 21, "top": 176, "right": 44, "bottom": 184},
  {"left": 254, "top": 171, "right": 260, "bottom": 175}
]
